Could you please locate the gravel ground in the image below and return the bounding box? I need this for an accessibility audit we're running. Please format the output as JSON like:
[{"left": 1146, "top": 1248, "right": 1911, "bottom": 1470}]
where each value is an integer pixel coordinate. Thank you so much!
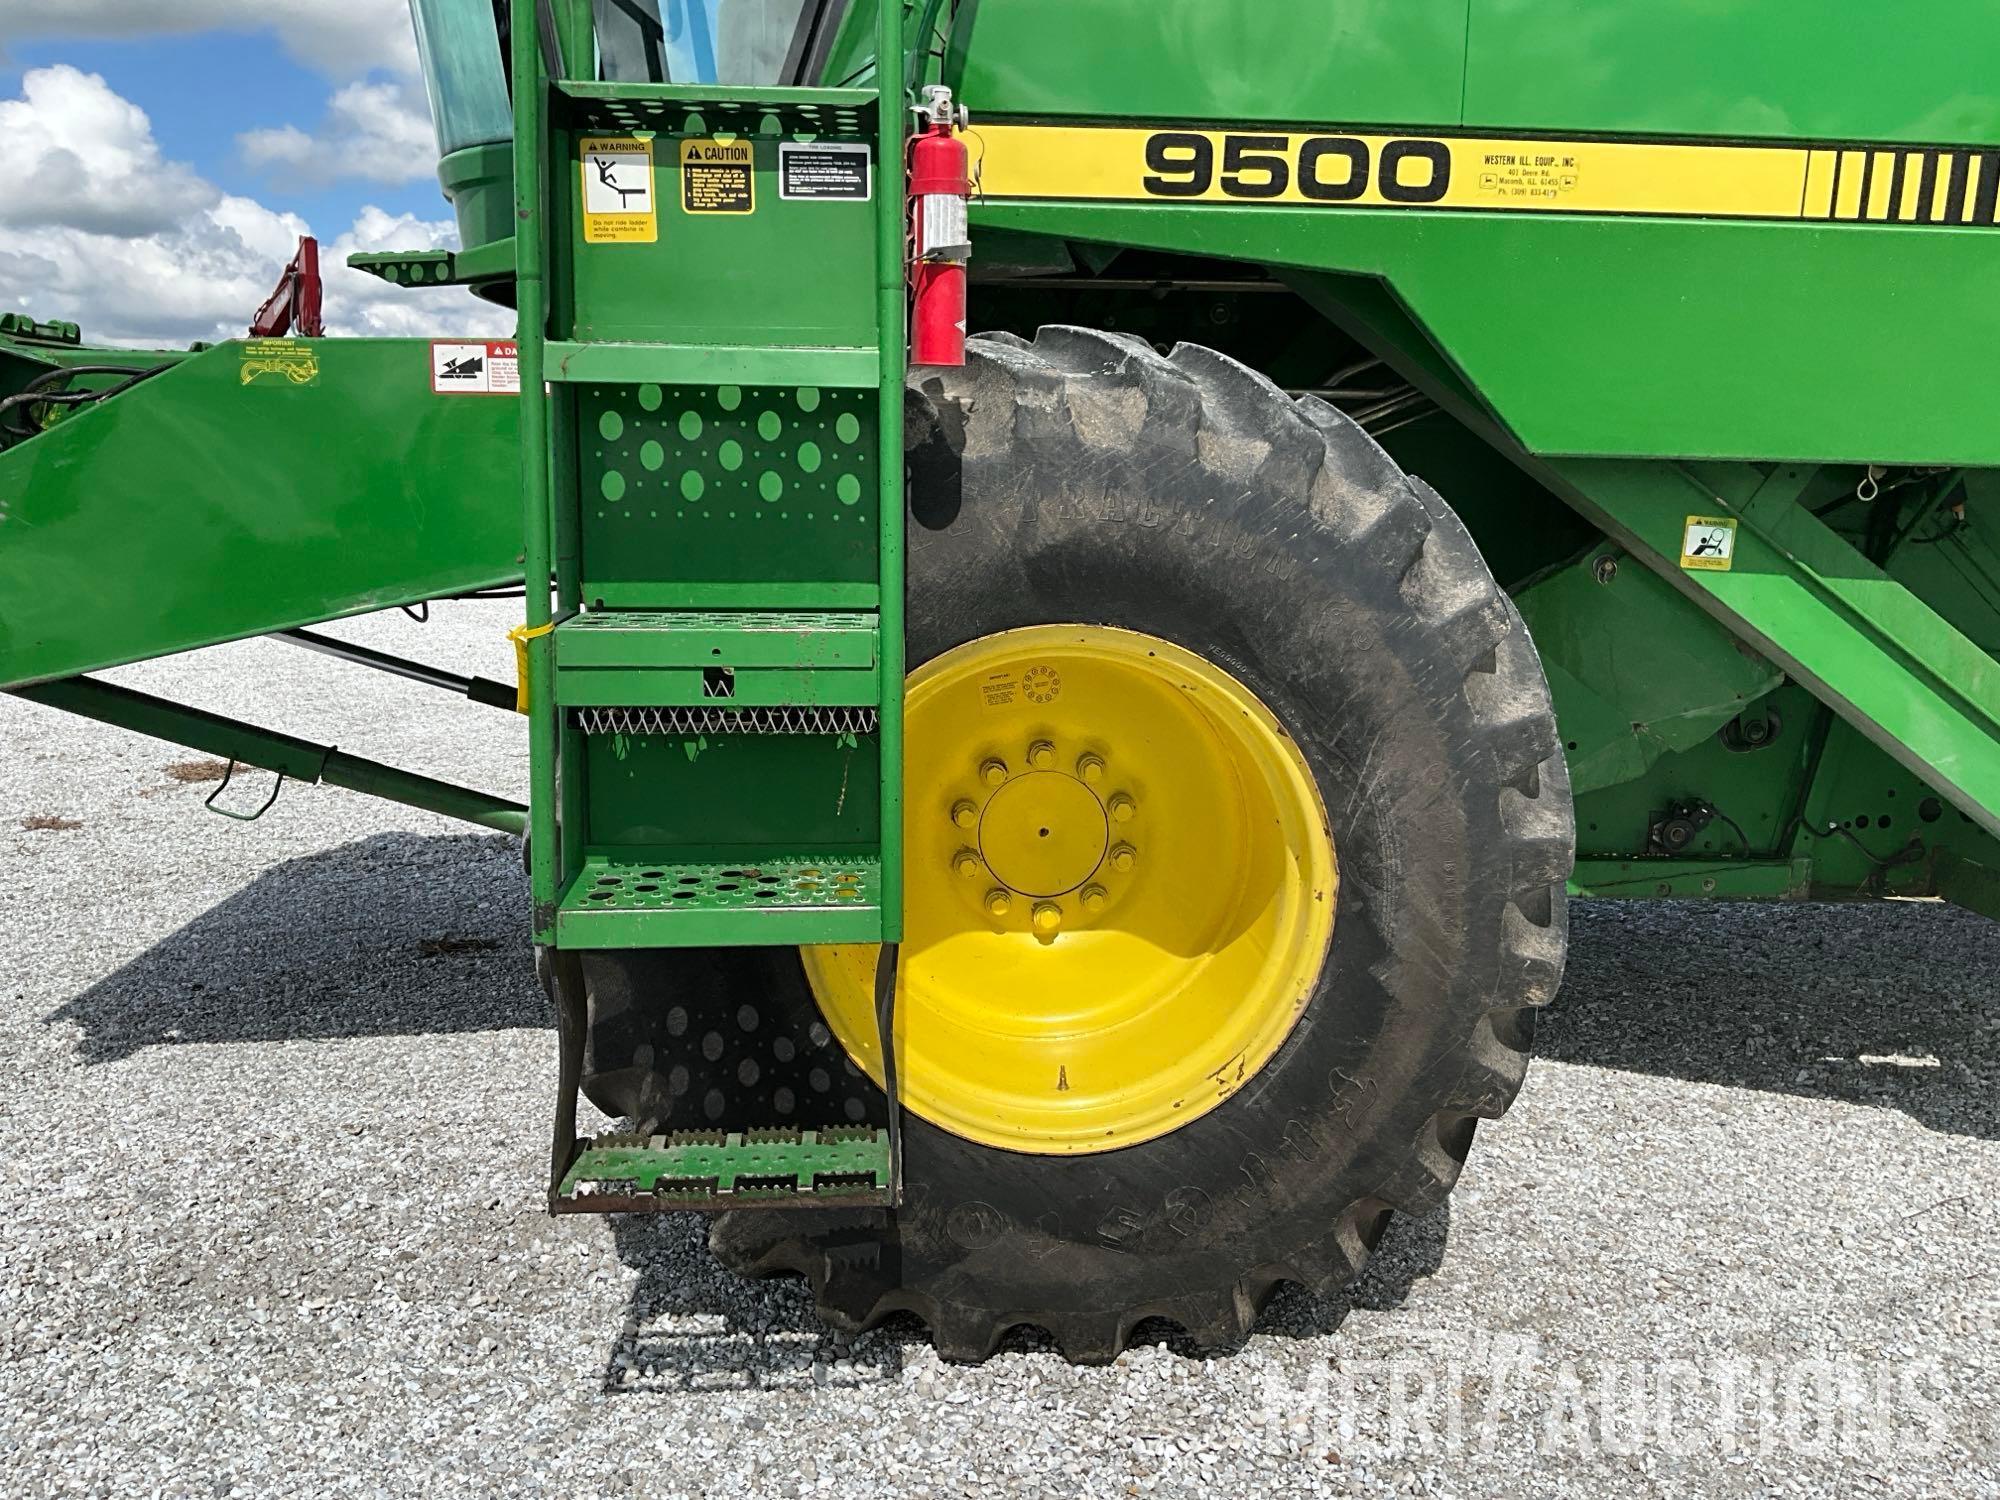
[{"left": 1, "top": 601, "right": 1996, "bottom": 1498}]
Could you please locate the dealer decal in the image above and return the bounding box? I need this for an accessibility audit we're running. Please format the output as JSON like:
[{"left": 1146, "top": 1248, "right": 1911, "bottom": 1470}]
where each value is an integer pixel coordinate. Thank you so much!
[{"left": 972, "top": 124, "right": 2000, "bottom": 226}]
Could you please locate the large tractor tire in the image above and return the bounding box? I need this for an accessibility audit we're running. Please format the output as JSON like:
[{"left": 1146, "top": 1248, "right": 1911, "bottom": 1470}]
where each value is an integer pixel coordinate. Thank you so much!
[{"left": 599, "top": 328, "right": 1573, "bottom": 1362}]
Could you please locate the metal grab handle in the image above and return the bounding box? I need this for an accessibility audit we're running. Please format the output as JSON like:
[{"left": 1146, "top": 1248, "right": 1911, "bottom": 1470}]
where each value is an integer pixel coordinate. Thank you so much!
[{"left": 202, "top": 761, "right": 285, "bottom": 822}]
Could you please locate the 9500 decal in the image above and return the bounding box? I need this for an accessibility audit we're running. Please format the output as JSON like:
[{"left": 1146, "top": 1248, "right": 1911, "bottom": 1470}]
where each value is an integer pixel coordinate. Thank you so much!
[
  {"left": 971, "top": 122, "right": 2000, "bottom": 227},
  {"left": 1142, "top": 130, "right": 1451, "bottom": 202}
]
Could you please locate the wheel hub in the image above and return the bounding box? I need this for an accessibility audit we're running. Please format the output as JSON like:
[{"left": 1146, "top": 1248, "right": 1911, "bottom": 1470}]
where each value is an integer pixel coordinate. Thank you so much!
[{"left": 976, "top": 769, "right": 1110, "bottom": 902}]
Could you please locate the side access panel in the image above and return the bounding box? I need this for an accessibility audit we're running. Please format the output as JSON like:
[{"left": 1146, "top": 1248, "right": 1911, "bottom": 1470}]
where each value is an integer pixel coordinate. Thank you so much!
[{"left": 0, "top": 338, "right": 523, "bottom": 689}]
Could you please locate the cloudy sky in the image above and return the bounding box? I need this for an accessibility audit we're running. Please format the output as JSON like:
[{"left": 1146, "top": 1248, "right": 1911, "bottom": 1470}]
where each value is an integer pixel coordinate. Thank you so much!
[{"left": 0, "top": 1, "right": 512, "bottom": 345}]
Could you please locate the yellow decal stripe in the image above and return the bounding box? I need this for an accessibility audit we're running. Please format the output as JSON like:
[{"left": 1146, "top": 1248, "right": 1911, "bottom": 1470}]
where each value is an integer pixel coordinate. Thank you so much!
[{"left": 971, "top": 123, "right": 2000, "bottom": 228}]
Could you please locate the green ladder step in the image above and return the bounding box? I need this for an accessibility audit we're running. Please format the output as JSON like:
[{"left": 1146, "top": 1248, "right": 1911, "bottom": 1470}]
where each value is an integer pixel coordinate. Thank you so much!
[
  {"left": 555, "top": 855, "right": 883, "bottom": 949},
  {"left": 553, "top": 80, "right": 878, "bottom": 136},
  {"left": 546, "top": 341, "right": 881, "bottom": 389},
  {"left": 554, "top": 1127, "right": 891, "bottom": 1214},
  {"left": 554, "top": 610, "right": 880, "bottom": 708},
  {"left": 556, "top": 610, "right": 878, "bottom": 666}
]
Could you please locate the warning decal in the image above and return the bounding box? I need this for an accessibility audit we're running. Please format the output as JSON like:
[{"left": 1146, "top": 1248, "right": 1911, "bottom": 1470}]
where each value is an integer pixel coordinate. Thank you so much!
[
  {"left": 779, "top": 142, "right": 872, "bottom": 202},
  {"left": 432, "top": 340, "right": 521, "bottom": 396},
  {"left": 580, "top": 136, "right": 657, "bottom": 243},
  {"left": 1680, "top": 516, "right": 1740, "bottom": 572},
  {"left": 239, "top": 339, "right": 319, "bottom": 388},
  {"left": 681, "top": 137, "right": 755, "bottom": 214}
]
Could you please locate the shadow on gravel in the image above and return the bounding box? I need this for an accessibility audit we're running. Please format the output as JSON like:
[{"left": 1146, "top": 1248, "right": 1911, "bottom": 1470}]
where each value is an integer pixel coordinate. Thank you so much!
[
  {"left": 599, "top": 1203, "right": 1447, "bottom": 1383},
  {"left": 1546, "top": 898, "right": 2000, "bottom": 1140},
  {"left": 48, "top": 832, "right": 543, "bottom": 1062},
  {"left": 601, "top": 1215, "right": 915, "bottom": 1393}
]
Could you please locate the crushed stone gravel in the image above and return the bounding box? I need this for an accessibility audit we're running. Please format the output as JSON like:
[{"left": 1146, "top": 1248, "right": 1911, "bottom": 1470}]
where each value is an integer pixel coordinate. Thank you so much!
[{"left": 1, "top": 601, "right": 1995, "bottom": 1497}]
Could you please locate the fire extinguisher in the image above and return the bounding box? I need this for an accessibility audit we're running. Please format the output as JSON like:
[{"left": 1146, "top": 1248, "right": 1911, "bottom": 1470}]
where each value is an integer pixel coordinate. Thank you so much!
[{"left": 909, "top": 84, "right": 972, "bottom": 367}]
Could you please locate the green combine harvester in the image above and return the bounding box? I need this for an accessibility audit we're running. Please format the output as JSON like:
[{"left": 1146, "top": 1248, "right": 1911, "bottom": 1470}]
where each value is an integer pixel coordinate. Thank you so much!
[{"left": 5, "top": 0, "right": 1998, "bottom": 1363}]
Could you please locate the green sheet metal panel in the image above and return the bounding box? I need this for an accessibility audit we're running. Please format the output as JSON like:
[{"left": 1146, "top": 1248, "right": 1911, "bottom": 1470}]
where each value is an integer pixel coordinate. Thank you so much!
[
  {"left": 945, "top": 0, "right": 1469, "bottom": 130},
  {"left": 580, "top": 716, "right": 880, "bottom": 853},
  {"left": 937, "top": 0, "right": 2000, "bottom": 467},
  {"left": 560, "top": 91, "right": 880, "bottom": 349},
  {"left": 1463, "top": 0, "right": 2000, "bottom": 145},
  {"left": 575, "top": 383, "right": 880, "bottom": 597},
  {"left": 0, "top": 339, "right": 522, "bottom": 689},
  {"left": 972, "top": 199, "right": 2000, "bottom": 467}
]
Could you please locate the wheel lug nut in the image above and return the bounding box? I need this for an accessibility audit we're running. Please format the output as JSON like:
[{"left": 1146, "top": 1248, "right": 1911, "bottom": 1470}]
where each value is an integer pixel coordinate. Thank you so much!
[
  {"left": 1081, "top": 884, "right": 1107, "bottom": 913},
  {"left": 1032, "top": 902, "right": 1062, "bottom": 935},
  {"left": 1110, "top": 843, "right": 1137, "bottom": 873},
  {"left": 1027, "top": 740, "right": 1057, "bottom": 770},
  {"left": 951, "top": 799, "right": 978, "bottom": 829},
  {"left": 954, "top": 849, "right": 983, "bottom": 878},
  {"left": 985, "top": 889, "right": 1013, "bottom": 918},
  {"left": 980, "top": 758, "right": 1008, "bottom": 787},
  {"left": 1109, "top": 794, "right": 1138, "bottom": 823},
  {"left": 1076, "top": 754, "right": 1105, "bottom": 785}
]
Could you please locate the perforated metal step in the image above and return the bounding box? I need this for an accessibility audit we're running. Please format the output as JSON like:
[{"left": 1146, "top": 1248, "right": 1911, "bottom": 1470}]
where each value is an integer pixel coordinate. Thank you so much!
[
  {"left": 554, "top": 1126, "right": 891, "bottom": 1214},
  {"left": 556, "top": 855, "right": 882, "bottom": 948}
]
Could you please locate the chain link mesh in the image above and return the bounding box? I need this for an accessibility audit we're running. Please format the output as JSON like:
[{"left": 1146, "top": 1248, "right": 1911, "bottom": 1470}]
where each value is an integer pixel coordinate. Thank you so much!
[{"left": 572, "top": 706, "right": 880, "bottom": 737}]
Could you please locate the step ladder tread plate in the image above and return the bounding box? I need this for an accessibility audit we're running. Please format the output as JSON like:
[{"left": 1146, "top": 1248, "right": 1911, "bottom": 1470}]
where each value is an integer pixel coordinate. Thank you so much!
[
  {"left": 556, "top": 610, "right": 879, "bottom": 668},
  {"left": 556, "top": 855, "right": 883, "bottom": 949},
  {"left": 554, "top": 79, "right": 878, "bottom": 133},
  {"left": 554, "top": 1127, "right": 892, "bottom": 1214}
]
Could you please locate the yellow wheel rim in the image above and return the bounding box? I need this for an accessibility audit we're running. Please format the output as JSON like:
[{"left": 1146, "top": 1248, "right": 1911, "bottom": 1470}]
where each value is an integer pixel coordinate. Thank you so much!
[{"left": 805, "top": 625, "right": 1337, "bottom": 1155}]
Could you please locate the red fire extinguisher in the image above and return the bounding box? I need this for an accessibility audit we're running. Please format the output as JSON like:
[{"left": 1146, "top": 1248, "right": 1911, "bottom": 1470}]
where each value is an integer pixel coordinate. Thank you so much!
[{"left": 909, "top": 85, "right": 972, "bottom": 367}]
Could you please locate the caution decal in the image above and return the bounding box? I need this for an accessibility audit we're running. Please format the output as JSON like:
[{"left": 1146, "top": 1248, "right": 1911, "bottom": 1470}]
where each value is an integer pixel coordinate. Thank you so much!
[
  {"left": 971, "top": 123, "right": 2000, "bottom": 227},
  {"left": 681, "top": 137, "right": 755, "bottom": 215}
]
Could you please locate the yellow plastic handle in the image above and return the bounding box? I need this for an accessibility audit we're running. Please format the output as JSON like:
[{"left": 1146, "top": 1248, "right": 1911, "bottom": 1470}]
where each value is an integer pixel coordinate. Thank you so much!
[{"left": 506, "top": 621, "right": 557, "bottom": 715}]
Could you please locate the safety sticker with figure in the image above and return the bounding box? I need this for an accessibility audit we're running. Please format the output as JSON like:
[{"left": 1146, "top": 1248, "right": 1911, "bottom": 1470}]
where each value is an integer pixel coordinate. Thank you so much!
[
  {"left": 1680, "top": 516, "right": 1740, "bottom": 572},
  {"left": 431, "top": 340, "right": 520, "bottom": 396},
  {"left": 580, "top": 136, "right": 658, "bottom": 243}
]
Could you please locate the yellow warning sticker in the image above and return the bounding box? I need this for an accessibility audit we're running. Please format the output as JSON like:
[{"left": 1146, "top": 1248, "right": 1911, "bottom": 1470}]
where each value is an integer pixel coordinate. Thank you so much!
[
  {"left": 1681, "top": 517, "right": 1740, "bottom": 572},
  {"left": 239, "top": 339, "right": 319, "bottom": 387},
  {"left": 681, "top": 137, "right": 755, "bottom": 215},
  {"left": 580, "top": 136, "right": 657, "bottom": 243}
]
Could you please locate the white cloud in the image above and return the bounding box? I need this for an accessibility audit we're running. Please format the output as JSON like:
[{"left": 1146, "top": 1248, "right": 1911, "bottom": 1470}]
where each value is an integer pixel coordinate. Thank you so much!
[
  {"left": 0, "top": 66, "right": 218, "bottom": 236},
  {"left": 7, "top": 1, "right": 452, "bottom": 191},
  {"left": 0, "top": 0, "right": 420, "bottom": 79},
  {"left": 240, "top": 78, "right": 440, "bottom": 186},
  {"left": 0, "top": 67, "right": 509, "bottom": 346}
]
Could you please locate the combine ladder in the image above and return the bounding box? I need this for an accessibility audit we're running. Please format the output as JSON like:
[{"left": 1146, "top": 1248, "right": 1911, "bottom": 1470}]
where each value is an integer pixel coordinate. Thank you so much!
[{"left": 508, "top": 0, "right": 909, "bottom": 1212}]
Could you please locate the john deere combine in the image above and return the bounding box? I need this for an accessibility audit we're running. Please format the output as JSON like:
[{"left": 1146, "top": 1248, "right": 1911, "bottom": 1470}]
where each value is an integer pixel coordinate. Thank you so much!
[{"left": 5, "top": 0, "right": 1998, "bottom": 1362}]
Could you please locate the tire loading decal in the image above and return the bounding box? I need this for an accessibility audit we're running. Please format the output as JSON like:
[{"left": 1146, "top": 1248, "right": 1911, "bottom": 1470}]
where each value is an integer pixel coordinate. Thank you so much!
[{"left": 970, "top": 123, "right": 2000, "bottom": 226}]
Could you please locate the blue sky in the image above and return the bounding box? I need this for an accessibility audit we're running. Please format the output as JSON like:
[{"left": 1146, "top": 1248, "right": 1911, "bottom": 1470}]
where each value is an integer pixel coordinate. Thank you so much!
[
  {"left": 0, "top": 31, "right": 446, "bottom": 236},
  {"left": 0, "top": 4, "right": 510, "bottom": 345}
]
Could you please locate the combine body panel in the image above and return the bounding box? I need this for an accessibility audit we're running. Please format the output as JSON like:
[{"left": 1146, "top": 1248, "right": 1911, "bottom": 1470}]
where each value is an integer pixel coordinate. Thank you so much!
[{"left": 4, "top": 0, "right": 1998, "bottom": 1360}]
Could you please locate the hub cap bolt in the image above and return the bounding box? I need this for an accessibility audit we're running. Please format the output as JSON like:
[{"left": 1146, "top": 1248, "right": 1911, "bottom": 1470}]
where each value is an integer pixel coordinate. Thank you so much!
[
  {"left": 986, "top": 889, "right": 1013, "bottom": 918},
  {"left": 1109, "top": 794, "right": 1138, "bottom": 823},
  {"left": 954, "top": 849, "right": 983, "bottom": 878},
  {"left": 1081, "top": 884, "right": 1108, "bottom": 913},
  {"left": 1032, "top": 902, "right": 1062, "bottom": 935},
  {"left": 1110, "top": 843, "right": 1137, "bottom": 873},
  {"left": 951, "top": 799, "right": 978, "bottom": 829},
  {"left": 1076, "top": 754, "right": 1105, "bottom": 785},
  {"left": 1028, "top": 740, "right": 1057, "bottom": 770},
  {"left": 980, "top": 758, "right": 1009, "bottom": 787}
]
